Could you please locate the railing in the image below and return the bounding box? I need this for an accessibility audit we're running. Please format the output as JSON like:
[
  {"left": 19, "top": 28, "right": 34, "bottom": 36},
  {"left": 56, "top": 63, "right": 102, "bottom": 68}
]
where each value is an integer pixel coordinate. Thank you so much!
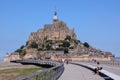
[
  {"left": 99, "top": 60, "right": 120, "bottom": 66},
  {"left": 13, "top": 60, "right": 64, "bottom": 80},
  {"left": 76, "top": 60, "right": 120, "bottom": 67}
]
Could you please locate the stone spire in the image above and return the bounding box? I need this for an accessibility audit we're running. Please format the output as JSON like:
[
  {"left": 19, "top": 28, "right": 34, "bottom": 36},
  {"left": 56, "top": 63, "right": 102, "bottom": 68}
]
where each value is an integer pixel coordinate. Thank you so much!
[{"left": 53, "top": 7, "right": 58, "bottom": 22}]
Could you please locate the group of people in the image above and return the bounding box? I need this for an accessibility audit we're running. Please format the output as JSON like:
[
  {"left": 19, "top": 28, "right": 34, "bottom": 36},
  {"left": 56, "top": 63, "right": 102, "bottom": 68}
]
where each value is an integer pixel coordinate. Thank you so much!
[
  {"left": 62, "top": 58, "right": 69, "bottom": 64},
  {"left": 58, "top": 58, "right": 69, "bottom": 64}
]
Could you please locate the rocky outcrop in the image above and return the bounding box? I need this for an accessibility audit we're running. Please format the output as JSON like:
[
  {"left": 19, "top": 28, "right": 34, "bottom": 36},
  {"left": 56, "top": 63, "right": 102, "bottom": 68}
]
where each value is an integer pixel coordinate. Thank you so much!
[{"left": 70, "top": 42, "right": 113, "bottom": 57}]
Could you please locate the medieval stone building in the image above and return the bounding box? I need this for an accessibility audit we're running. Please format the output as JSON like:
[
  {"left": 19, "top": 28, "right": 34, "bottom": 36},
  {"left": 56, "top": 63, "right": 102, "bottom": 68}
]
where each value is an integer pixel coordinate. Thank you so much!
[
  {"left": 28, "top": 10, "right": 76, "bottom": 43},
  {"left": 4, "top": 9, "right": 114, "bottom": 62}
]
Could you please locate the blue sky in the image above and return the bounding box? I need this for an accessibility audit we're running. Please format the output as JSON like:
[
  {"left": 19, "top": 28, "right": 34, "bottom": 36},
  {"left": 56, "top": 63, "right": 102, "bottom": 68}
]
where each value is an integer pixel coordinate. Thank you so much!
[{"left": 0, "top": 0, "right": 120, "bottom": 60}]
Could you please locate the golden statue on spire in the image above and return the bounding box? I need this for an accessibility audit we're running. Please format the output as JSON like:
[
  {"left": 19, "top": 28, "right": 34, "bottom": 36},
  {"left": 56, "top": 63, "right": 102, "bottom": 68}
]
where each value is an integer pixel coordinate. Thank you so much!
[{"left": 53, "top": 6, "right": 58, "bottom": 22}]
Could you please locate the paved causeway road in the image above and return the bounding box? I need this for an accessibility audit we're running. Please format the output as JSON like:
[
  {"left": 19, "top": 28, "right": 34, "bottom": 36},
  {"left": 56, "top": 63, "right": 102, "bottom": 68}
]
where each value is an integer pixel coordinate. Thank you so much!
[{"left": 59, "top": 63, "right": 104, "bottom": 80}]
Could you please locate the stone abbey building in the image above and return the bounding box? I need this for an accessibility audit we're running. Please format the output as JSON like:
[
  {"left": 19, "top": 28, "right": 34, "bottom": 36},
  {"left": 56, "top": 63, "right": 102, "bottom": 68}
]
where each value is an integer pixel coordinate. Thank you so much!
[
  {"left": 4, "top": 10, "right": 114, "bottom": 62},
  {"left": 28, "top": 10, "right": 76, "bottom": 44}
]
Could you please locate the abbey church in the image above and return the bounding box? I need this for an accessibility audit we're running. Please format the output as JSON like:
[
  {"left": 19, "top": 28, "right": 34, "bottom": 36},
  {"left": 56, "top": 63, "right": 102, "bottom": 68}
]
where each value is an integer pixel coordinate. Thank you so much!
[{"left": 28, "top": 10, "right": 76, "bottom": 44}]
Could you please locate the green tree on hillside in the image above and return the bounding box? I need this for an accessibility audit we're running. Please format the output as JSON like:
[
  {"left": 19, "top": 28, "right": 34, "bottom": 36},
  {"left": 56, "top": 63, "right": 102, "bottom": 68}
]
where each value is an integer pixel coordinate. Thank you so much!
[
  {"left": 31, "top": 42, "right": 38, "bottom": 48},
  {"left": 19, "top": 50, "right": 26, "bottom": 58},
  {"left": 64, "top": 48, "right": 68, "bottom": 54},
  {"left": 83, "top": 42, "right": 89, "bottom": 48},
  {"left": 26, "top": 41, "right": 29, "bottom": 46},
  {"left": 20, "top": 45, "right": 24, "bottom": 49},
  {"left": 63, "top": 41, "right": 70, "bottom": 47},
  {"left": 65, "top": 35, "right": 71, "bottom": 41}
]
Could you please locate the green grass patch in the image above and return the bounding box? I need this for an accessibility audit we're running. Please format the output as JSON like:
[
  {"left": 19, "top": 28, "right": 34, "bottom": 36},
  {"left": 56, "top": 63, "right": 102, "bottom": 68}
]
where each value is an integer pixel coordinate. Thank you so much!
[{"left": 0, "top": 67, "right": 43, "bottom": 80}]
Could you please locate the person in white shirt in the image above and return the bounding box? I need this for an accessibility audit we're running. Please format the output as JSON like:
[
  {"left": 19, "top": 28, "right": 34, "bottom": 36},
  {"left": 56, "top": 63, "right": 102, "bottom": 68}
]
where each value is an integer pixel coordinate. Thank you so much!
[{"left": 94, "top": 62, "right": 102, "bottom": 75}]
